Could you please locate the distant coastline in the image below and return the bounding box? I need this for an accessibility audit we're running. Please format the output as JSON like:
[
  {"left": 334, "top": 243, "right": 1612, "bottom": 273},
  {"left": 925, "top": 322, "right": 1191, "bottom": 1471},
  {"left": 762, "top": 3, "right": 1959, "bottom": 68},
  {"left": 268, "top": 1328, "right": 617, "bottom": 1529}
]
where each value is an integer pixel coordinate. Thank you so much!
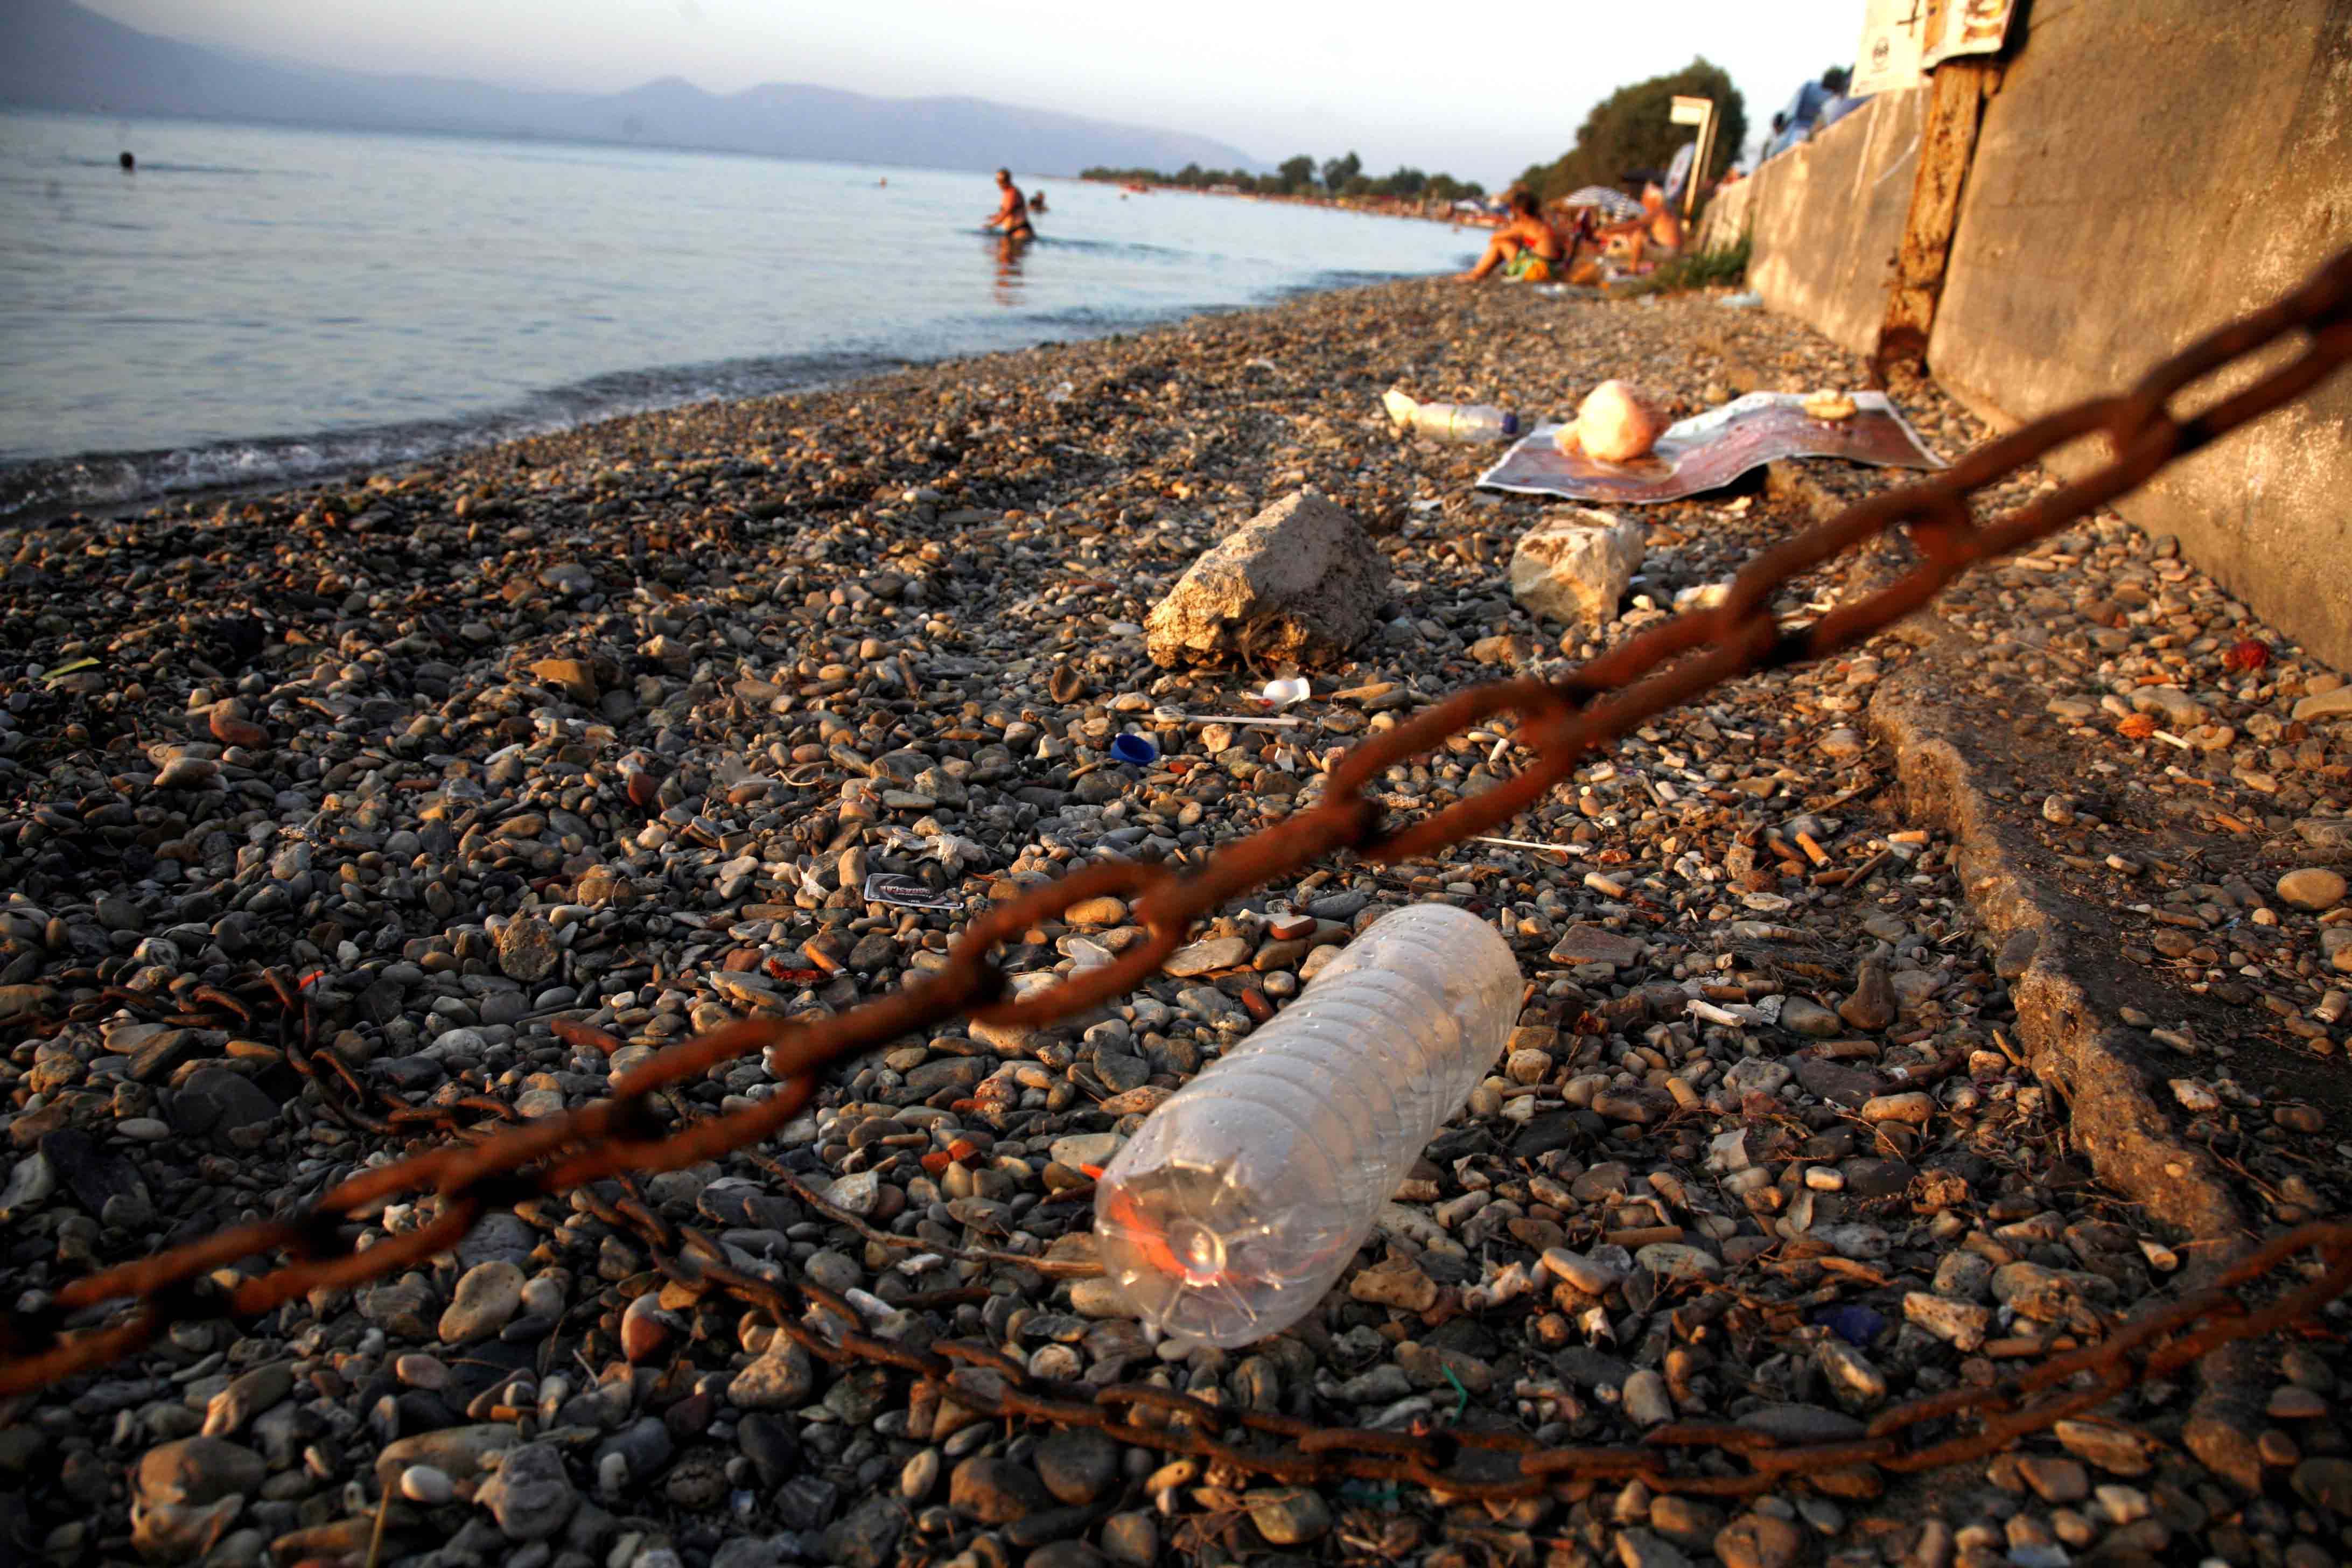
[
  {"left": 7, "top": 0, "right": 1264, "bottom": 179},
  {"left": 1078, "top": 176, "right": 1496, "bottom": 230}
]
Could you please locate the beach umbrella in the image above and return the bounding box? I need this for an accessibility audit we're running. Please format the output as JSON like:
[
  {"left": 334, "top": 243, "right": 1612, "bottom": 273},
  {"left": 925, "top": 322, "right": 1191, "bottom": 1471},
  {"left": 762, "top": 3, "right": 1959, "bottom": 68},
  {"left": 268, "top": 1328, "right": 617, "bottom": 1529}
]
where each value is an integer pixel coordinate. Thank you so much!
[{"left": 1558, "top": 186, "right": 1643, "bottom": 222}]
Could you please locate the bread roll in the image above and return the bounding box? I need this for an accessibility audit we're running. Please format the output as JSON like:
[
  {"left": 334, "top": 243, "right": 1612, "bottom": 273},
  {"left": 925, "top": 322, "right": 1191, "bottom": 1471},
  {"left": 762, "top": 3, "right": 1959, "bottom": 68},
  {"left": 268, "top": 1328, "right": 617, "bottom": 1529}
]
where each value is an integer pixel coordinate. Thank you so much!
[
  {"left": 1803, "top": 389, "right": 1857, "bottom": 422},
  {"left": 1576, "top": 381, "right": 1667, "bottom": 463}
]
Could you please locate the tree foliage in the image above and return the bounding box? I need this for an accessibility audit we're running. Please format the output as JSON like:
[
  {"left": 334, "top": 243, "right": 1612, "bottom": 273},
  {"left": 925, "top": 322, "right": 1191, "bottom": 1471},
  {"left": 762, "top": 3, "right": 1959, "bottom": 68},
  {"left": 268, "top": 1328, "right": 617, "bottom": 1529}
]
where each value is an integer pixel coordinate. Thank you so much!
[
  {"left": 1520, "top": 57, "right": 1748, "bottom": 205},
  {"left": 1080, "top": 152, "right": 1481, "bottom": 202}
]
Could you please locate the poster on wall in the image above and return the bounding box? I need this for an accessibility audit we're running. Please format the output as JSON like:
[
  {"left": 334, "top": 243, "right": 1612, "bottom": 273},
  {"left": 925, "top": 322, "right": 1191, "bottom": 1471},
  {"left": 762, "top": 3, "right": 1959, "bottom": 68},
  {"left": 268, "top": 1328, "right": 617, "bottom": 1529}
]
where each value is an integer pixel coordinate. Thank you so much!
[
  {"left": 1923, "top": 0, "right": 2019, "bottom": 67},
  {"left": 1851, "top": 0, "right": 1929, "bottom": 96}
]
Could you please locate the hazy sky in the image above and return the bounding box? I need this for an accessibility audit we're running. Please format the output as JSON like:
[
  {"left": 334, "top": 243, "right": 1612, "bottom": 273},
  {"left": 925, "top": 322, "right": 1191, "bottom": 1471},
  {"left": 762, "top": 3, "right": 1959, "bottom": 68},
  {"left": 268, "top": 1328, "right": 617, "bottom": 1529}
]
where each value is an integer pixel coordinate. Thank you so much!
[{"left": 83, "top": 0, "right": 1867, "bottom": 186}]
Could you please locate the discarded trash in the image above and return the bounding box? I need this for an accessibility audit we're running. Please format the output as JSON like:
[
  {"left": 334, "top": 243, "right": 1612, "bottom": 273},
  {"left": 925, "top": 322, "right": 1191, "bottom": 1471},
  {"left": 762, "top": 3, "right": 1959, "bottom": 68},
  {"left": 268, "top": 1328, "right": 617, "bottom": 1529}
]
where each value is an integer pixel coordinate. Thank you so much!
[
  {"left": 1150, "top": 706, "right": 1303, "bottom": 729},
  {"left": 1814, "top": 1303, "right": 1887, "bottom": 1346},
  {"left": 1719, "top": 291, "right": 1763, "bottom": 308},
  {"left": 1108, "top": 732, "right": 1159, "bottom": 766},
  {"left": 1802, "top": 389, "right": 1858, "bottom": 423},
  {"left": 862, "top": 873, "right": 958, "bottom": 909},
  {"left": 1471, "top": 835, "right": 1578, "bottom": 855},
  {"left": 1480, "top": 391, "right": 1943, "bottom": 506},
  {"left": 1260, "top": 676, "right": 1310, "bottom": 708},
  {"left": 1382, "top": 387, "right": 1520, "bottom": 444},
  {"left": 1094, "top": 904, "right": 1522, "bottom": 1346},
  {"left": 1562, "top": 380, "right": 1667, "bottom": 464},
  {"left": 38, "top": 657, "right": 100, "bottom": 685}
]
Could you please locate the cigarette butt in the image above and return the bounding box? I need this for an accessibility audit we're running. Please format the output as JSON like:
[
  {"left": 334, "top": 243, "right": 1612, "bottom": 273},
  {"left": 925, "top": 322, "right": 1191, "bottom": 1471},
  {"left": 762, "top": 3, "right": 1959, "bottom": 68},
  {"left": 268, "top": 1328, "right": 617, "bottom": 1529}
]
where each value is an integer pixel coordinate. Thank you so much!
[{"left": 1795, "top": 831, "right": 1829, "bottom": 866}]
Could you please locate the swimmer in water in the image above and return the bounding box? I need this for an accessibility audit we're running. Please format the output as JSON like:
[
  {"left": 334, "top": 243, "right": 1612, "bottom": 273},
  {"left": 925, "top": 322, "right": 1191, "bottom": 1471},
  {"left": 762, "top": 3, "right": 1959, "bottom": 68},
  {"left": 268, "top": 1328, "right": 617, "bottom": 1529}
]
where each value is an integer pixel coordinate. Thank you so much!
[{"left": 986, "top": 168, "right": 1034, "bottom": 241}]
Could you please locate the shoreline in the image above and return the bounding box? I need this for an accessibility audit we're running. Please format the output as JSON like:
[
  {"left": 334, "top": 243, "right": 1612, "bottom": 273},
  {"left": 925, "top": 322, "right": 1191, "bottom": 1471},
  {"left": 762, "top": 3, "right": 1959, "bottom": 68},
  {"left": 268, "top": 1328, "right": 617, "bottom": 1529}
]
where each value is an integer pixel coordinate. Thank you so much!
[{"left": 0, "top": 271, "right": 1460, "bottom": 529}]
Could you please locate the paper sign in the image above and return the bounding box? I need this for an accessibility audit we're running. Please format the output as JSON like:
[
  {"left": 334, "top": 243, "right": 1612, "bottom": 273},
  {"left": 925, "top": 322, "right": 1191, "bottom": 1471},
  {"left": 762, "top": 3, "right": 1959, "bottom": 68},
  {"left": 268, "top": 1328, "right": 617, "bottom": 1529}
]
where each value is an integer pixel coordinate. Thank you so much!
[
  {"left": 1475, "top": 392, "right": 1943, "bottom": 506},
  {"left": 1924, "top": 0, "right": 2018, "bottom": 68},
  {"left": 1852, "top": 0, "right": 1929, "bottom": 96}
]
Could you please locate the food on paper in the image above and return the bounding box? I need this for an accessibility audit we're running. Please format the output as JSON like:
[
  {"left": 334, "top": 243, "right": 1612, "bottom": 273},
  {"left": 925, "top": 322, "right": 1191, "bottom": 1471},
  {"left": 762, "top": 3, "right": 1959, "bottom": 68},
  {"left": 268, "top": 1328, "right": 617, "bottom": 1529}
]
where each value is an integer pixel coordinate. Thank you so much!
[{"left": 1574, "top": 380, "right": 1668, "bottom": 463}]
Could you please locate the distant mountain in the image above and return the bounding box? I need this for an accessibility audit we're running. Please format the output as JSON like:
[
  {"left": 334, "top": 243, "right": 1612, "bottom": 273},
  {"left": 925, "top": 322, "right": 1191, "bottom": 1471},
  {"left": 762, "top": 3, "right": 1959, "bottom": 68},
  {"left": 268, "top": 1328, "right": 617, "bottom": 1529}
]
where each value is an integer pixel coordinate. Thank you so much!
[{"left": 0, "top": 0, "right": 1264, "bottom": 176}]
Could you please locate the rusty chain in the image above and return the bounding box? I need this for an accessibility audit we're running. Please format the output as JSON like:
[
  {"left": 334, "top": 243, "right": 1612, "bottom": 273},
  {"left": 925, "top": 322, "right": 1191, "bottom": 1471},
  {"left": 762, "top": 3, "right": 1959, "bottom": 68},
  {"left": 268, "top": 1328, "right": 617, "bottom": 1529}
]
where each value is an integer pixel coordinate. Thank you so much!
[{"left": 5, "top": 246, "right": 2351, "bottom": 1501}]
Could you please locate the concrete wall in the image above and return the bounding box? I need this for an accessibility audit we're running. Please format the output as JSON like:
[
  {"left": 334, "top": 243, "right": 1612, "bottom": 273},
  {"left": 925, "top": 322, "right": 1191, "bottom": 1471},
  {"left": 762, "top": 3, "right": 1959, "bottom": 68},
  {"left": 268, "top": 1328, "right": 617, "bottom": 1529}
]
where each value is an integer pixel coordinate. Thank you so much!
[
  {"left": 1692, "top": 172, "right": 1753, "bottom": 255},
  {"left": 1928, "top": 0, "right": 2352, "bottom": 668},
  {"left": 1741, "top": 88, "right": 1927, "bottom": 356}
]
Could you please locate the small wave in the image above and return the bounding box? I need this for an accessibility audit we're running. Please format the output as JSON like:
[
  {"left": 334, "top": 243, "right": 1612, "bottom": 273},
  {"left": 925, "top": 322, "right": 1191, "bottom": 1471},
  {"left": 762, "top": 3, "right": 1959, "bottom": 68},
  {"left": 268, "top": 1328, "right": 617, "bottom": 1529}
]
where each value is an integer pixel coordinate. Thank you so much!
[
  {"left": 65, "top": 157, "right": 269, "bottom": 176},
  {"left": 1028, "top": 235, "right": 1189, "bottom": 261},
  {"left": 0, "top": 348, "right": 900, "bottom": 520}
]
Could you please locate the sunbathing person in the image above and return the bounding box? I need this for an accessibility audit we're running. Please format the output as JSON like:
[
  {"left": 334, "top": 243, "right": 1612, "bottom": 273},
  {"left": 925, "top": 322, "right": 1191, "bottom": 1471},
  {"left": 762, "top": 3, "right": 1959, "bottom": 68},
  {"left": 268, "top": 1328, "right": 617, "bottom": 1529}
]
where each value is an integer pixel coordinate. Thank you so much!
[
  {"left": 1600, "top": 181, "right": 1685, "bottom": 269},
  {"left": 1462, "top": 185, "right": 1564, "bottom": 282}
]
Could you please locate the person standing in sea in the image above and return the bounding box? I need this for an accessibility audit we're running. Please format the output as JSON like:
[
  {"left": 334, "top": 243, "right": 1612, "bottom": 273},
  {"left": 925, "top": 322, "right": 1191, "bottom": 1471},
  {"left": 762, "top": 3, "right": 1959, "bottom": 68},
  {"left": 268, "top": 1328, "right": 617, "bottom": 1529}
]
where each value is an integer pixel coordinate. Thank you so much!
[{"left": 986, "top": 169, "right": 1035, "bottom": 241}]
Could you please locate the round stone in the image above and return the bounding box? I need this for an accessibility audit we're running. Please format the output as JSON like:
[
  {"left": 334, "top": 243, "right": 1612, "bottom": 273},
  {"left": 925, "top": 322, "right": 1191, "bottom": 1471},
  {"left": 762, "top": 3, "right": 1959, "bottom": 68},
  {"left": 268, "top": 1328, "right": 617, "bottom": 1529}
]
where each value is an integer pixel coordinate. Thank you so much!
[
  {"left": 2277, "top": 868, "right": 2347, "bottom": 911},
  {"left": 400, "top": 1464, "right": 454, "bottom": 1504}
]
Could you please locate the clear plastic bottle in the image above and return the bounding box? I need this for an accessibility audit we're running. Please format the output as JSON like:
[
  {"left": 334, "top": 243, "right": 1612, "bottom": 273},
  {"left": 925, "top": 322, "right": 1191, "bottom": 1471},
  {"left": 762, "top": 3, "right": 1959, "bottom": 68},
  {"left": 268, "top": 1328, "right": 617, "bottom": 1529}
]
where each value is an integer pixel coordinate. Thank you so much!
[
  {"left": 1383, "top": 388, "right": 1522, "bottom": 444},
  {"left": 1092, "top": 904, "right": 1523, "bottom": 1347}
]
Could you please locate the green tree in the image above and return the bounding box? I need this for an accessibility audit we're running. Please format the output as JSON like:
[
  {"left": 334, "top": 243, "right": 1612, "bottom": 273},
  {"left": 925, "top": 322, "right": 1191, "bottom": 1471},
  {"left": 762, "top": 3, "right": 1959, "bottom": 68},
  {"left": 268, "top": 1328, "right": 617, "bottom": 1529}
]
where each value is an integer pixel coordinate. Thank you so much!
[
  {"left": 1375, "top": 165, "right": 1429, "bottom": 198},
  {"left": 1277, "top": 153, "right": 1317, "bottom": 192},
  {"left": 1523, "top": 57, "right": 1748, "bottom": 204},
  {"left": 1174, "top": 162, "right": 1205, "bottom": 188},
  {"left": 1321, "top": 150, "right": 1362, "bottom": 195}
]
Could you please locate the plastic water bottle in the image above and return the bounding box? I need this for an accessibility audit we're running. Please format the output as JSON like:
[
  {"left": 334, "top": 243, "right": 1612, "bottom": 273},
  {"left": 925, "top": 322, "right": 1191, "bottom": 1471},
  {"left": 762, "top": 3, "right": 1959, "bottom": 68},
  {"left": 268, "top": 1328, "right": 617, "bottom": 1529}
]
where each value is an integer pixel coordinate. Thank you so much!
[
  {"left": 1092, "top": 904, "right": 1523, "bottom": 1347},
  {"left": 1382, "top": 388, "right": 1522, "bottom": 444}
]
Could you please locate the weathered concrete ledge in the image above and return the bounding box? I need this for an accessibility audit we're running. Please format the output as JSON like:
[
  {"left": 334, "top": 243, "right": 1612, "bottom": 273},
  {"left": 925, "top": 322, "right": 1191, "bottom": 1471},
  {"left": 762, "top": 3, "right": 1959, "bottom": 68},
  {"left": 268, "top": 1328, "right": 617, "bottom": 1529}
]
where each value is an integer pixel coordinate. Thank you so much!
[{"left": 1870, "top": 633, "right": 2267, "bottom": 1490}]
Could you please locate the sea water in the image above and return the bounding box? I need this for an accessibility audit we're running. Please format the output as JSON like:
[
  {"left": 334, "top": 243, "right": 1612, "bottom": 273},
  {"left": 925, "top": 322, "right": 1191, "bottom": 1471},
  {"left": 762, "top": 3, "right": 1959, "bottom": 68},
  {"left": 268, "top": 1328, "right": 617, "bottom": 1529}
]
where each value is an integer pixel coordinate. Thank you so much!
[{"left": 0, "top": 108, "right": 1478, "bottom": 515}]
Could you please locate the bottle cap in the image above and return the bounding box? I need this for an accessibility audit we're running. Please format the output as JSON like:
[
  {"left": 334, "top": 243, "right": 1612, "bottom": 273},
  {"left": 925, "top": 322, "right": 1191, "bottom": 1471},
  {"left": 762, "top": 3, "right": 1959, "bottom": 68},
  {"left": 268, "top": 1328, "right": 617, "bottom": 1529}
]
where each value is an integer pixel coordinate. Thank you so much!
[
  {"left": 1261, "top": 677, "right": 1310, "bottom": 708},
  {"left": 1109, "top": 733, "right": 1158, "bottom": 766}
]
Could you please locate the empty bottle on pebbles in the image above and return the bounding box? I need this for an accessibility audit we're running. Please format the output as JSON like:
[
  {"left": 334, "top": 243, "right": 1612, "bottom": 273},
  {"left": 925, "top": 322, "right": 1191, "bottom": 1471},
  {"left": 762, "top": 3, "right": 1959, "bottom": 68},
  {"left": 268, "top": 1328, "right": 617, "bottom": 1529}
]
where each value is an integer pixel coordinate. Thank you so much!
[{"left": 1093, "top": 902, "right": 1522, "bottom": 1347}]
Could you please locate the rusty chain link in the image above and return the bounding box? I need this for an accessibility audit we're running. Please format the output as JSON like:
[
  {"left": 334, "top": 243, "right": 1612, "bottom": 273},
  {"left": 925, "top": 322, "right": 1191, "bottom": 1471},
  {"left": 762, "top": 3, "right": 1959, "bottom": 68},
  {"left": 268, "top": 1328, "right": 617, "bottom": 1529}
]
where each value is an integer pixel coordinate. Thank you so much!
[{"left": 5, "top": 247, "right": 2351, "bottom": 1500}]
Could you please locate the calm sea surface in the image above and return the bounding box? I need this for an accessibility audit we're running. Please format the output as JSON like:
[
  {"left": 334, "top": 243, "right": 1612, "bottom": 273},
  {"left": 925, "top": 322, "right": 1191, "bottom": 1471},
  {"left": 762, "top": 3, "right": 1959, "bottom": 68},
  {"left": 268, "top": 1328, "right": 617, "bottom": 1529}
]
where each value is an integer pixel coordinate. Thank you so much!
[{"left": 0, "top": 109, "right": 1477, "bottom": 514}]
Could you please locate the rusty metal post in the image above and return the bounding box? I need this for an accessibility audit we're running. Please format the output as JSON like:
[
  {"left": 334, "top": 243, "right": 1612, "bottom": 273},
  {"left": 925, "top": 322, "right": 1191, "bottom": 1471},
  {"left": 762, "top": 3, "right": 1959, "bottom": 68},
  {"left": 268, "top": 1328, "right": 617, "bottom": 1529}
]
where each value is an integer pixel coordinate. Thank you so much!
[{"left": 1874, "top": 41, "right": 2000, "bottom": 382}]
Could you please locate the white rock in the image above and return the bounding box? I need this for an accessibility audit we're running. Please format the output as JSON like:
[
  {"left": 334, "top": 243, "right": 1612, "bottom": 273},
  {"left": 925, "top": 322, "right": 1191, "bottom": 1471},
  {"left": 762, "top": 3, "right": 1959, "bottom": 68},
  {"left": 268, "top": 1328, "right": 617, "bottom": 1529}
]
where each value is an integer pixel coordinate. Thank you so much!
[
  {"left": 1508, "top": 510, "right": 1644, "bottom": 631},
  {"left": 1144, "top": 491, "right": 1388, "bottom": 668},
  {"left": 2169, "top": 1078, "right": 2221, "bottom": 1113}
]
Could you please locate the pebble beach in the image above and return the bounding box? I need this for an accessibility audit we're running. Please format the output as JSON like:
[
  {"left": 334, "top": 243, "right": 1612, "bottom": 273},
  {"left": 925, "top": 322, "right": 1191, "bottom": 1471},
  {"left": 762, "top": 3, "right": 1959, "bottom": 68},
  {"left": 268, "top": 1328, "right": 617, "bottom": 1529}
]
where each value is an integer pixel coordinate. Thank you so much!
[{"left": 3, "top": 276, "right": 2350, "bottom": 1568}]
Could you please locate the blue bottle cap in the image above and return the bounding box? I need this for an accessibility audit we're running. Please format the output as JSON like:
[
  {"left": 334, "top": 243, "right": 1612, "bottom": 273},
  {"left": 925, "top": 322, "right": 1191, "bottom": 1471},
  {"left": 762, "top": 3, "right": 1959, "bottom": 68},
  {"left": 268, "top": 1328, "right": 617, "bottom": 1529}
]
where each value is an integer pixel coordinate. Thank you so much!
[{"left": 1109, "top": 733, "right": 1158, "bottom": 766}]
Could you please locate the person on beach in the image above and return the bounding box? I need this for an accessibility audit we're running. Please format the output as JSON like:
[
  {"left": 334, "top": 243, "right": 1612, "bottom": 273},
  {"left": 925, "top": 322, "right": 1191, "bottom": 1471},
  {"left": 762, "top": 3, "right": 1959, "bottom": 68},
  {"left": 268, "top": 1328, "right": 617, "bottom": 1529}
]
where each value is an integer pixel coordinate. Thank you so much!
[
  {"left": 1600, "top": 179, "right": 1685, "bottom": 269},
  {"left": 1461, "top": 184, "right": 1563, "bottom": 283},
  {"left": 987, "top": 169, "right": 1035, "bottom": 241},
  {"left": 1030, "top": 188, "right": 1048, "bottom": 214}
]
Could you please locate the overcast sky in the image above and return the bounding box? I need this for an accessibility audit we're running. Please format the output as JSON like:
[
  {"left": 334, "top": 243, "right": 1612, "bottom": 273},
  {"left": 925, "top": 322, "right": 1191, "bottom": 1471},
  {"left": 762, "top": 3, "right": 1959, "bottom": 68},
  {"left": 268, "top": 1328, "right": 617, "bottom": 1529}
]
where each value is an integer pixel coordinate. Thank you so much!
[{"left": 82, "top": 0, "right": 1867, "bottom": 186}]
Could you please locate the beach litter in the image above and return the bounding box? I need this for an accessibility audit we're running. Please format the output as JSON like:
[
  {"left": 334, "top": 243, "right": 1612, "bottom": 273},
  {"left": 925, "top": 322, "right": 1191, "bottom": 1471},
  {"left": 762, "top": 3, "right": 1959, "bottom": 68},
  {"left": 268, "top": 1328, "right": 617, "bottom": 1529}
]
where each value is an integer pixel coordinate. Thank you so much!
[
  {"left": 1480, "top": 389, "right": 1943, "bottom": 505},
  {"left": 1555, "top": 379, "right": 1667, "bottom": 463},
  {"left": 861, "top": 872, "right": 958, "bottom": 909}
]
